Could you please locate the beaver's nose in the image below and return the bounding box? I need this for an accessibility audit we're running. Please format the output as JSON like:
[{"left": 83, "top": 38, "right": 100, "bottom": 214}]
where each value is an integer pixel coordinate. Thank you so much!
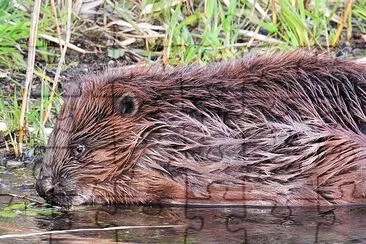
[{"left": 35, "top": 177, "right": 55, "bottom": 202}]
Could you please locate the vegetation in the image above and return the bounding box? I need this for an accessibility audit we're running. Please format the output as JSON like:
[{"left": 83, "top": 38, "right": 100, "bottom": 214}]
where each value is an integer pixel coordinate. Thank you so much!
[
  {"left": 0, "top": 202, "right": 59, "bottom": 218},
  {"left": 0, "top": 0, "right": 364, "bottom": 156}
]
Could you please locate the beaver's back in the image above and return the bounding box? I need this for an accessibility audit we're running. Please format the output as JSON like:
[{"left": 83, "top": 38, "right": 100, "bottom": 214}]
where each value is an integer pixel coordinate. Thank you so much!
[{"left": 95, "top": 51, "right": 366, "bottom": 132}]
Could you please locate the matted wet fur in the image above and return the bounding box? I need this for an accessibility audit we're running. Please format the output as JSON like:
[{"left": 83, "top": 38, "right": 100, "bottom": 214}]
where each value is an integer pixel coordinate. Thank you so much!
[{"left": 36, "top": 51, "right": 366, "bottom": 207}]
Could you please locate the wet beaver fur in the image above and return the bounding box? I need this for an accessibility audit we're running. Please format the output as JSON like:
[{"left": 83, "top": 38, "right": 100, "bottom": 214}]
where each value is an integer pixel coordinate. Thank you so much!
[{"left": 36, "top": 51, "right": 366, "bottom": 207}]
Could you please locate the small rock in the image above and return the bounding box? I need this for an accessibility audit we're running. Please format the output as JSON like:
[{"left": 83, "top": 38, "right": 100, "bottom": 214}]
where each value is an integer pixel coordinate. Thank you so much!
[
  {"left": 31, "top": 84, "right": 42, "bottom": 98},
  {"left": 0, "top": 71, "right": 7, "bottom": 78},
  {"left": 23, "top": 148, "right": 34, "bottom": 161},
  {"left": 28, "top": 126, "right": 53, "bottom": 137},
  {"left": 6, "top": 160, "right": 24, "bottom": 168},
  {"left": 0, "top": 121, "right": 8, "bottom": 132},
  {"left": 45, "top": 127, "right": 53, "bottom": 136},
  {"left": 0, "top": 157, "right": 7, "bottom": 166},
  {"left": 0, "top": 182, "right": 10, "bottom": 190}
]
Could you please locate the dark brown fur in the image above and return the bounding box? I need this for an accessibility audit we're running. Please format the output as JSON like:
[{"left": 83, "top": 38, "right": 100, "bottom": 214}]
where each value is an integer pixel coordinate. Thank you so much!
[{"left": 36, "top": 51, "right": 366, "bottom": 207}]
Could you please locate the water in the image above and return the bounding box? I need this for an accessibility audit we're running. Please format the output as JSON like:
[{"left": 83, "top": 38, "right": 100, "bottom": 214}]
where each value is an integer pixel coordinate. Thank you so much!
[{"left": 1, "top": 166, "right": 366, "bottom": 243}]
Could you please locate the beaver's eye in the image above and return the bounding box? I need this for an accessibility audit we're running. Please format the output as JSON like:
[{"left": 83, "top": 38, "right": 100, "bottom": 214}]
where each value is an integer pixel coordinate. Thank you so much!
[
  {"left": 114, "top": 93, "right": 139, "bottom": 116},
  {"left": 73, "top": 144, "right": 86, "bottom": 158}
]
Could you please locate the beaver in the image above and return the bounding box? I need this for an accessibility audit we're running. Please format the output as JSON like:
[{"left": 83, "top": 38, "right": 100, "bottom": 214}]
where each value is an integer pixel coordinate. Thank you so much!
[{"left": 36, "top": 51, "right": 366, "bottom": 207}]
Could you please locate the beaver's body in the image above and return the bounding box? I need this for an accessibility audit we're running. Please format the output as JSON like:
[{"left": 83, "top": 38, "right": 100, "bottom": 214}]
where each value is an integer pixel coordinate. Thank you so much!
[{"left": 36, "top": 51, "right": 366, "bottom": 207}]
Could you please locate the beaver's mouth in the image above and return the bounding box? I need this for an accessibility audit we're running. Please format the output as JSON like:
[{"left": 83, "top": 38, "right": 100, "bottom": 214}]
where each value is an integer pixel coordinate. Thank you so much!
[{"left": 36, "top": 177, "right": 92, "bottom": 207}]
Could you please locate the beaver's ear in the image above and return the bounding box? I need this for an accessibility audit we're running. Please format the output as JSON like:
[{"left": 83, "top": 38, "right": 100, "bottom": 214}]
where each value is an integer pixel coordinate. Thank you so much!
[{"left": 114, "top": 93, "right": 139, "bottom": 116}]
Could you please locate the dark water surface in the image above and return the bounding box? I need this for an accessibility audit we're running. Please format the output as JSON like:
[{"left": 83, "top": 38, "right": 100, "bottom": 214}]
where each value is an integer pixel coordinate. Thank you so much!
[{"left": 1, "top": 167, "right": 366, "bottom": 243}]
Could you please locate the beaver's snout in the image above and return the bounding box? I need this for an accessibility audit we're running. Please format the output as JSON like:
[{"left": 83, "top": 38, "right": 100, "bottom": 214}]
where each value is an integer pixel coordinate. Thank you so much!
[
  {"left": 36, "top": 172, "right": 88, "bottom": 207},
  {"left": 35, "top": 177, "right": 55, "bottom": 204}
]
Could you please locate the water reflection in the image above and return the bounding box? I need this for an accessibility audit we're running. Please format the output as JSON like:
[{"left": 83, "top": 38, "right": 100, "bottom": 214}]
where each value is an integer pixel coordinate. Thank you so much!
[{"left": 8, "top": 204, "right": 362, "bottom": 243}]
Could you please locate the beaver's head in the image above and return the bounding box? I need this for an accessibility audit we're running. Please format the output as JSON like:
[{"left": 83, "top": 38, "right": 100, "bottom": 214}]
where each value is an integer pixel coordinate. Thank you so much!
[{"left": 35, "top": 67, "right": 190, "bottom": 207}]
